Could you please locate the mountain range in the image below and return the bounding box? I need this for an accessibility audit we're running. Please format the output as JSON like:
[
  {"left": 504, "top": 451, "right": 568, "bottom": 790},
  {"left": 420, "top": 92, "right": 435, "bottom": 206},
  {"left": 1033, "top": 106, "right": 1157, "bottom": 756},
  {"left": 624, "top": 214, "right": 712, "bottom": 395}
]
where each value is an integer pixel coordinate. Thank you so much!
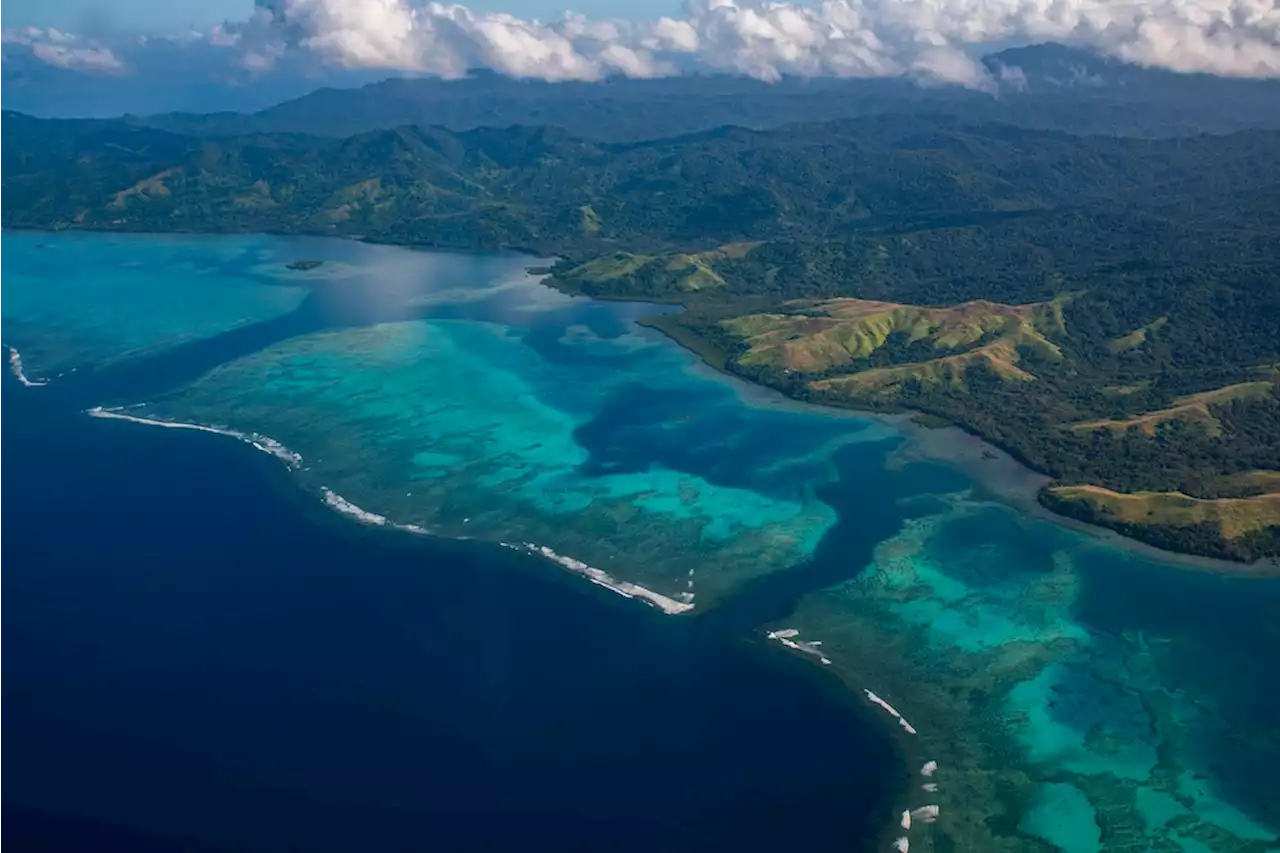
[{"left": 5, "top": 42, "right": 1264, "bottom": 140}]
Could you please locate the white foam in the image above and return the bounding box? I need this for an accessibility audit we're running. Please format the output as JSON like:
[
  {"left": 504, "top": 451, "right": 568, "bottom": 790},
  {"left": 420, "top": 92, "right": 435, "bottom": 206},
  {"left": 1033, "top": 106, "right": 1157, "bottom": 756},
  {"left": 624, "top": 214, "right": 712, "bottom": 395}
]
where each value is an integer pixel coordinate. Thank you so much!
[
  {"left": 321, "top": 488, "right": 390, "bottom": 526},
  {"left": 864, "top": 690, "right": 918, "bottom": 735},
  {"left": 86, "top": 407, "right": 303, "bottom": 468},
  {"left": 8, "top": 347, "right": 49, "bottom": 387},
  {"left": 504, "top": 542, "right": 694, "bottom": 615},
  {"left": 911, "top": 805, "right": 940, "bottom": 823},
  {"left": 921, "top": 760, "right": 938, "bottom": 777},
  {"left": 893, "top": 837, "right": 909, "bottom": 852},
  {"left": 901, "top": 810, "right": 912, "bottom": 830},
  {"left": 766, "top": 628, "right": 835, "bottom": 665}
]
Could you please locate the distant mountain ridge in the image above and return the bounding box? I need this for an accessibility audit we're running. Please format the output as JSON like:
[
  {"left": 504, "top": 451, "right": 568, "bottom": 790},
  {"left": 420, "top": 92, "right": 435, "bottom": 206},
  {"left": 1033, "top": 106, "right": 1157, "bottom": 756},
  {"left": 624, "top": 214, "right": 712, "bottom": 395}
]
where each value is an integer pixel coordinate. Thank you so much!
[{"left": 126, "top": 44, "right": 1280, "bottom": 143}]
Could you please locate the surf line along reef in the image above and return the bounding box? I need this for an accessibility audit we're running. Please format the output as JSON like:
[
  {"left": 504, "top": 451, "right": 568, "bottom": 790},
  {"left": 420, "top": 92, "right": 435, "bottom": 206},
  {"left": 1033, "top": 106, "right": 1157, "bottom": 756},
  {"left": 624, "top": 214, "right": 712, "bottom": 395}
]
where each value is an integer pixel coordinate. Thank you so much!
[{"left": 765, "top": 627, "right": 943, "bottom": 853}]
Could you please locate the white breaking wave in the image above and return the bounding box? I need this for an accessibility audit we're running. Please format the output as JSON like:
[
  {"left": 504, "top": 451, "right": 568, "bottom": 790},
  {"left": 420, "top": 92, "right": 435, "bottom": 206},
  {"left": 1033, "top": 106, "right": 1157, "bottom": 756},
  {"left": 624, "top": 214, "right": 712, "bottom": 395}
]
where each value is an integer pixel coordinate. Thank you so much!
[
  {"left": 911, "top": 805, "right": 941, "bottom": 823},
  {"left": 8, "top": 347, "right": 49, "bottom": 387},
  {"left": 764, "top": 626, "right": 941, "bottom": 850},
  {"left": 318, "top": 488, "right": 444, "bottom": 538},
  {"left": 321, "top": 488, "right": 390, "bottom": 525},
  {"left": 865, "top": 689, "right": 918, "bottom": 735},
  {"left": 766, "top": 627, "right": 833, "bottom": 664},
  {"left": 85, "top": 407, "right": 303, "bottom": 468},
  {"left": 504, "top": 542, "right": 695, "bottom": 615},
  {"left": 315, "top": 496, "right": 693, "bottom": 614}
]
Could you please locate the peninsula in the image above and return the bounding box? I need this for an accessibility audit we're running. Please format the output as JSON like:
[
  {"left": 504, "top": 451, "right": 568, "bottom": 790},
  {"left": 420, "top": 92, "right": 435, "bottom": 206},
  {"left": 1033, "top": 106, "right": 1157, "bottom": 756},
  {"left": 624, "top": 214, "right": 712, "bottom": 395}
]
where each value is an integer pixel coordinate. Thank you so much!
[{"left": 3, "top": 109, "right": 1277, "bottom": 561}]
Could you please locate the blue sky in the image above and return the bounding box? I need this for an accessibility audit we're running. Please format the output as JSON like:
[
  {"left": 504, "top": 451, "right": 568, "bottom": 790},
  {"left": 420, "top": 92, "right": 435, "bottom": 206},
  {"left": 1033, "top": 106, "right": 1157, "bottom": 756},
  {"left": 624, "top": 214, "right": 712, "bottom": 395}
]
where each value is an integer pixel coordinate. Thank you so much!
[
  {"left": 2, "top": 0, "right": 672, "bottom": 32},
  {"left": 3, "top": 0, "right": 246, "bottom": 31}
]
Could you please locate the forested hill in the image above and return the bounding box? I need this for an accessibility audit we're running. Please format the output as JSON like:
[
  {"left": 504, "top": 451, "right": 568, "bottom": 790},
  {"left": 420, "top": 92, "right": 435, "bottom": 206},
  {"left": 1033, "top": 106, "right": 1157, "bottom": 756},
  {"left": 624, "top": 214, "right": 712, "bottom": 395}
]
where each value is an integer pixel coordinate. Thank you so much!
[
  {"left": 5, "top": 111, "right": 1278, "bottom": 255},
  {"left": 4, "top": 110, "right": 1279, "bottom": 561}
]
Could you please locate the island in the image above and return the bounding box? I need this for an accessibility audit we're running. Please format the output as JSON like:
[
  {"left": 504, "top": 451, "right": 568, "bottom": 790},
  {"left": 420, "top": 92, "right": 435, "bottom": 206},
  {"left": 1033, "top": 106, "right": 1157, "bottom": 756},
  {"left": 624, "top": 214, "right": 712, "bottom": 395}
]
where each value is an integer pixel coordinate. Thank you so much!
[{"left": 3, "top": 109, "right": 1277, "bottom": 562}]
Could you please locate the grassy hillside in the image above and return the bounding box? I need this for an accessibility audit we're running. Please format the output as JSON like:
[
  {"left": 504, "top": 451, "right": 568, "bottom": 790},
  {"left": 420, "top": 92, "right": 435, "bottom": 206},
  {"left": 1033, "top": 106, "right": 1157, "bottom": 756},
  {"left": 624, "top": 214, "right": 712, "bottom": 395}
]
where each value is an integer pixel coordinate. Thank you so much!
[
  {"left": 1044, "top": 486, "right": 1280, "bottom": 562},
  {"left": 724, "top": 297, "right": 1064, "bottom": 375},
  {"left": 1070, "top": 382, "right": 1274, "bottom": 438},
  {"left": 4, "top": 109, "right": 1278, "bottom": 560}
]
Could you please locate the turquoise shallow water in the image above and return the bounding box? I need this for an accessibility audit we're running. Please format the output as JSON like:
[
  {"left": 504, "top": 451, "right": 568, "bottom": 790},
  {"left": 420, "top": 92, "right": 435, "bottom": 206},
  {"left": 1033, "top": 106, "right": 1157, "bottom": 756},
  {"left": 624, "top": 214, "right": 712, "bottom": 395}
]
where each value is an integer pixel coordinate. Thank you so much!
[
  {"left": 140, "top": 315, "right": 883, "bottom": 602},
  {"left": 0, "top": 232, "right": 308, "bottom": 378},
  {"left": 790, "top": 498, "right": 1280, "bottom": 852},
  {"left": 4, "top": 231, "right": 1278, "bottom": 853}
]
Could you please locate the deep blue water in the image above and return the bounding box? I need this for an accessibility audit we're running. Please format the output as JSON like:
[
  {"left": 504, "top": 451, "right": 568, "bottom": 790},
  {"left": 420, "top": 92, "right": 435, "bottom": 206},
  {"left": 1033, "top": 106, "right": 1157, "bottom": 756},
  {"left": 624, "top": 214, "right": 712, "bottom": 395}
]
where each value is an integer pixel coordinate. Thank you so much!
[{"left": 2, "top": 376, "right": 901, "bottom": 852}]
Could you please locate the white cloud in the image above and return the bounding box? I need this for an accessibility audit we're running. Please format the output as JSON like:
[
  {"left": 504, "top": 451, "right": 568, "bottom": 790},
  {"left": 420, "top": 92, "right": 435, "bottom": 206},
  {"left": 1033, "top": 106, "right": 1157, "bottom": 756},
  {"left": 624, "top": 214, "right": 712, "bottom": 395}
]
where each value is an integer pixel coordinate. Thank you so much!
[
  {"left": 4, "top": 0, "right": 1279, "bottom": 85},
  {"left": 14, "top": 27, "right": 125, "bottom": 71},
  {"left": 31, "top": 43, "right": 124, "bottom": 72}
]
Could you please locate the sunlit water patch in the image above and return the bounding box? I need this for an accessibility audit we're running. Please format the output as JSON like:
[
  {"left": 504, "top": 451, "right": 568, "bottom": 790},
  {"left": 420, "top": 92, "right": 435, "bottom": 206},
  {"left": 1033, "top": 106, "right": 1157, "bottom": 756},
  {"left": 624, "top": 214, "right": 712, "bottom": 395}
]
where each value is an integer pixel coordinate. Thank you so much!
[
  {"left": 138, "top": 315, "right": 890, "bottom": 605},
  {"left": 782, "top": 495, "right": 1280, "bottom": 853},
  {"left": 1, "top": 232, "right": 310, "bottom": 380}
]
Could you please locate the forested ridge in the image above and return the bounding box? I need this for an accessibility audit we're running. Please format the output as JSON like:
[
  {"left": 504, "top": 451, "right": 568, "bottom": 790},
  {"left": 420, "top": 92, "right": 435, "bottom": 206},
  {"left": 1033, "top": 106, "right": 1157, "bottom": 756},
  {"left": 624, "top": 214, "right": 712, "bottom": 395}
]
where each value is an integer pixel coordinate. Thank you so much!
[{"left": 3, "top": 108, "right": 1278, "bottom": 561}]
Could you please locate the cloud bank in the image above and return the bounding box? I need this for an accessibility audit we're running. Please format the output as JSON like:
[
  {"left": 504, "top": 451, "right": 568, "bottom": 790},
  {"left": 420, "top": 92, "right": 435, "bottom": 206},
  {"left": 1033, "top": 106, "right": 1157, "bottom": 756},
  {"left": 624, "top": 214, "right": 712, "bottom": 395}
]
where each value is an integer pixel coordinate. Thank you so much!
[
  {"left": 4, "top": 0, "right": 1279, "bottom": 90},
  {"left": 4, "top": 27, "right": 125, "bottom": 72}
]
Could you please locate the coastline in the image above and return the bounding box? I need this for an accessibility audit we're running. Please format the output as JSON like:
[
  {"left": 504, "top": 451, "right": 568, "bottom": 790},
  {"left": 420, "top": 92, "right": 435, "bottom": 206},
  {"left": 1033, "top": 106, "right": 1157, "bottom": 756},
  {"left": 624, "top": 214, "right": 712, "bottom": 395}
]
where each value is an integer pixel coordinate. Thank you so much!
[
  {"left": 882, "top": 415, "right": 1280, "bottom": 576},
  {"left": 13, "top": 221, "right": 1271, "bottom": 572},
  {"left": 19, "top": 223, "right": 1269, "bottom": 572},
  {"left": 635, "top": 315, "right": 1280, "bottom": 578}
]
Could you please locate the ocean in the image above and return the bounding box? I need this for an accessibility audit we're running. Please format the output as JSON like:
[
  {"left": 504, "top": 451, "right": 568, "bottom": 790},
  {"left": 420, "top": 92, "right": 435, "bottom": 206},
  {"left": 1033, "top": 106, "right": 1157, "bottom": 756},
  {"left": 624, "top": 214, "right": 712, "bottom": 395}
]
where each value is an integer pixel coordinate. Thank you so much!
[
  {"left": 4, "top": 231, "right": 1278, "bottom": 853},
  {"left": 2, "top": 373, "right": 901, "bottom": 852},
  {"left": 1, "top": 232, "right": 904, "bottom": 852}
]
